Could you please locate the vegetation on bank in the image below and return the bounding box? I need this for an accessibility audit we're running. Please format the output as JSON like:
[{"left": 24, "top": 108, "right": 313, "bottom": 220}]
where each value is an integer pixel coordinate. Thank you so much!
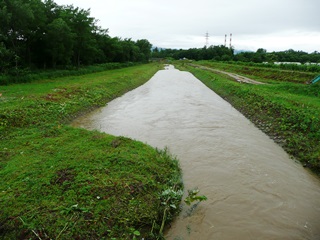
[
  {"left": 176, "top": 61, "right": 320, "bottom": 173},
  {"left": 0, "top": 62, "right": 139, "bottom": 86},
  {"left": 0, "top": 63, "right": 184, "bottom": 239},
  {"left": 199, "top": 61, "right": 320, "bottom": 76},
  {"left": 195, "top": 61, "right": 319, "bottom": 84}
]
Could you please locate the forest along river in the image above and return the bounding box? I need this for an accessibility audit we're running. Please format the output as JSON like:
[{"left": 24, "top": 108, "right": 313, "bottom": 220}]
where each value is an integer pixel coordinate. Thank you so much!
[{"left": 71, "top": 65, "right": 320, "bottom": 240}]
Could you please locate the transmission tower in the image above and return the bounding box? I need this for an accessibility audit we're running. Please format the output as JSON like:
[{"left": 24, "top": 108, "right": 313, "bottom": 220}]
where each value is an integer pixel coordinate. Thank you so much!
[
  {"left": 229, "top": 33, "right": 232, "bottom": 49},
  {"left": 205, "top": 32, "right": 209, "bottom": 47}
]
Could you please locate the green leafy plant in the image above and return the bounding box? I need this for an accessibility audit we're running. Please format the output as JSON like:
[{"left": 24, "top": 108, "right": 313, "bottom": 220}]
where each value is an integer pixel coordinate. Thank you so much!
[
  {"left": 184, "top": 188, "right": 207, "bottom": 206},
  {"left": 158, "top": 187, "right": 184, "bottom": 236},
  {"left": 129, "top": 227, "right": 141, "bottom": 240}
]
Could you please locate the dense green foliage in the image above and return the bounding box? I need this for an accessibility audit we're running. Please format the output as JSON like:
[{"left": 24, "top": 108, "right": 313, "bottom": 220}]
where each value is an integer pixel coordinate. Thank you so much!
[
  {"left": 0, "top": 63, "right": 183, "bottom": 239},
  {"left": 152, "top": 47, "right": 320, "bottom": 65},
  {"left": 176, "top": 61, "right": 320, "bottom": 173},
  {"left": 0, "top": 0, "right": 152, "bottom": 73},
  {"left": 152, "top": 45, "right": 234, "bottom": 61},
  {"left": 234, "top": 48, "right": 320, "bottom": 64}
]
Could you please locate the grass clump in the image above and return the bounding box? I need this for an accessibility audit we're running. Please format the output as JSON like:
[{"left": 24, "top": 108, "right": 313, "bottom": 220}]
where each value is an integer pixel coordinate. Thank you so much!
[
  {"left": 176, "top": 62, "right": 320, "bottom": 173},
  {"left": 0, "top": 63, "right": 183, "bottom": 239}
]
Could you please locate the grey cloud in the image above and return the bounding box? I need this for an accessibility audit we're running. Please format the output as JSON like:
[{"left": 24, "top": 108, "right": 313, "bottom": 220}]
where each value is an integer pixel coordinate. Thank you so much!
[{"left": 55, "top": 0, "right": 320, "bottom": 52}]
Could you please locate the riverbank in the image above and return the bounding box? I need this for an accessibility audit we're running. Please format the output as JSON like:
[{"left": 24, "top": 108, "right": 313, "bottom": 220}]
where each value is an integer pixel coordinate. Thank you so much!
[
  {"left": 71, "top": 64, "right": 320, "bottom": 239},
  {"left": 176, "top": 61, "right": 320, "bottom": 174},
  {"left": 0, "top": 63, "right": 183, "bottom": 239}
]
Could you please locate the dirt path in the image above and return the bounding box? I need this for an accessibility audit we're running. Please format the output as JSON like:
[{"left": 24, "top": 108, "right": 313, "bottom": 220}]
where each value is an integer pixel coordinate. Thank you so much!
[{"left": 189, "top": 63, "right": 265, "bottom": 85}]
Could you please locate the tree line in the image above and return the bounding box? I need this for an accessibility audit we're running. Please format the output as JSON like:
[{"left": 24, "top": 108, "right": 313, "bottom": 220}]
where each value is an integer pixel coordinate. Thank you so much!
[
  {"left": 0, "top": 0, "right": 152, "bottom": 73},
  {"left": 234, "top": 48, "right": 320, "bottom": 63},
  {"left": 152, "top": 46, "right": 320, "bottom": 64},
  {"left": 152, "top": 45, "right": 234, "bottom": 61}
]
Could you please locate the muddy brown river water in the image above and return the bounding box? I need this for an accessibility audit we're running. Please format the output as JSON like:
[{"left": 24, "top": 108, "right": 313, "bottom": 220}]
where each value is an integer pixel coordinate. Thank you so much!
[{"left": 71, "top": 65, "right": 320, "bottom": 240}]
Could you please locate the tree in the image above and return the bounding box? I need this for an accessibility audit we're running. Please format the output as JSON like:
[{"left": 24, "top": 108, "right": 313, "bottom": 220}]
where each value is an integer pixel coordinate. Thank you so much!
[
  {"left": 0, "top": 1, "right": 15, "bottom": 70},
  {"left": 1, "top": 0, "right": 35, "bottom": 68},
  {"left": 252, "top": 48, "right": 267, "bottom": 62},
  {"left": 136, "top": 39, "right": 152, "bottom": 62},
  {"left": 61, "top": 6, "right": 98, "bottom": 67},
  {"left": 46, "top": 18, "right": 74, "bottom": 68},
  {"left": 0, "top": 42, "right": 14, "bottom": 72}
]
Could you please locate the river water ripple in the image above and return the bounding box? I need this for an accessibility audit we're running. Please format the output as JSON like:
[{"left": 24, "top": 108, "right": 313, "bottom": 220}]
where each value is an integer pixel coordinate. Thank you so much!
[{"left": 71, "top": 65, "right": 320, "bottom": 240}]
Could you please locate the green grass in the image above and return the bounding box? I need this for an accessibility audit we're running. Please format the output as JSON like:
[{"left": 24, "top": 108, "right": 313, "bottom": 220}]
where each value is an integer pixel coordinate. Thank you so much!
[
  {"left": 0, "top": 64, "right": 164, "bottom": 129},
  {"left": 0, "top": 63, "right": 183, "bottom": 239},
  {"left": 0, "top": 62, "right": 138, "bottom": 85},
  {"left": 176, "top": 61, "right": 320, "bottom": 173}
]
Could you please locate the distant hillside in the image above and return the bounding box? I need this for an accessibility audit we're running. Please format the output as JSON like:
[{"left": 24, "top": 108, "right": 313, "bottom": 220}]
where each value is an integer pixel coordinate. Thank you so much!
[{"left": 234, "top": 49, "right": 254, "bottom": 54}]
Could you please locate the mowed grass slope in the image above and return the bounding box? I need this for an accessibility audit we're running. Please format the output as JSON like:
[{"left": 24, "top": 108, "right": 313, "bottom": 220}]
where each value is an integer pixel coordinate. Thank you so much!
[
  {"left": 0, "top": 63, "right": 183, "bottom": 239},
  {"left": 177, "top": 61, "right": 320, "bottom": 173}
]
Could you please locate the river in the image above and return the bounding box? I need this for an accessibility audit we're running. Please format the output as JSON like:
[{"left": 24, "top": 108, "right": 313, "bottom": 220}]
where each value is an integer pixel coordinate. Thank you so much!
[{"left": 71, "top": 65, "right": 320, "bottom": 240}]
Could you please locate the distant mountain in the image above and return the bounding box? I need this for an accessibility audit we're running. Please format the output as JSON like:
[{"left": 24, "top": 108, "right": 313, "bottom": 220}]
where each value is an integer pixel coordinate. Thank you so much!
[
  {"left": 151, "top": 46, "right": 167, "bottom": 51},
  {"left": 234, "top": 49, "right": 254, "bottom": 54}
]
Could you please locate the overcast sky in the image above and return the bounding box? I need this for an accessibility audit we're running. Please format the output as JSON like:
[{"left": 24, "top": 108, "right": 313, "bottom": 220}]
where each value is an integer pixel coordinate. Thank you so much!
[{"left": 54, "top": 0, "right": 320, "bottom": 52}]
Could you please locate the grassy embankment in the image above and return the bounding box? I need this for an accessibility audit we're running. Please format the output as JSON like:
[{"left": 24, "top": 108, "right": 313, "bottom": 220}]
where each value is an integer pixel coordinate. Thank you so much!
[
  {"left": 0, "top": 63, "right": 183, "bottom": 239},
  {"left": 0, "top": 62, "right": 139, "bottom": 85},
  {"left": 176, "top": 61, "right": 320, "bottom": 173}
]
